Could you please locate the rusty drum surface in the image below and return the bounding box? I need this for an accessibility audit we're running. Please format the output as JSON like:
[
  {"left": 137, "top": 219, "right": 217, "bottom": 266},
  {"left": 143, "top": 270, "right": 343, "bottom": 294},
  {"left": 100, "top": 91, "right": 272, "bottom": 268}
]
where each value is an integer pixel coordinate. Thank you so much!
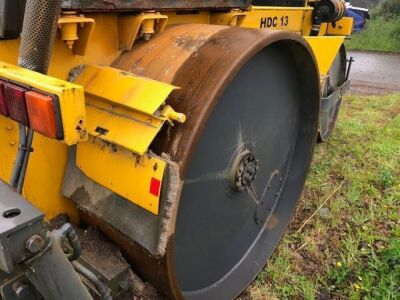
[{"left": 84, "top": 24, "right": 320, "bottom": 299}]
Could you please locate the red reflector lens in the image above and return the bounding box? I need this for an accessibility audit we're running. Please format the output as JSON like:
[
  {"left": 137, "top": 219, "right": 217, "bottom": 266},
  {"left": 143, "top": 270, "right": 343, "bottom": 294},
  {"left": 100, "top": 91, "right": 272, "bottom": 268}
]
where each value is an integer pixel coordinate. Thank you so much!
[
  {"left": 25, "top": 91, "right": 58, "bottom": 138},
  {"left": 4, "top": 83, "right": 29, "bottom": 126},
  {"left": 150, "top": 177, "right": 161, "bottom": 197},
  {"left": 0, "top": 81, "right": 8, "bottom": 116}
]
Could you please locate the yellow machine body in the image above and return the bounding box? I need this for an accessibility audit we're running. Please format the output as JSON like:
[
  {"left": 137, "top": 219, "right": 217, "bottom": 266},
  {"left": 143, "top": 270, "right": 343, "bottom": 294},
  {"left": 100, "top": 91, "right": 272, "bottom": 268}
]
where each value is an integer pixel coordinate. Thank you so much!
[
  {"left": 74, "top": 65, "right": 181, "bottom": 155},
  {"left": 326, "top": 17, "right": 355, "bottom": 36},
  {"left": 304, "top": 36, "right": 345, "bottom": 75},
  {"left": 0, "top": 3, "right": 352, "bottom": 220},
  {"left": 241, "top": 6, "right": 313, "bottom": 34}
]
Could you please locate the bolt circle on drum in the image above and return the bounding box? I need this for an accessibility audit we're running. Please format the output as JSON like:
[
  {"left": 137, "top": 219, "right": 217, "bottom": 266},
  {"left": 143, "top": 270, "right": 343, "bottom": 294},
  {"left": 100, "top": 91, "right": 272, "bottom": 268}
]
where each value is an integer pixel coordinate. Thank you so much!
[{"left": 231, "top": 150, "right": 259, "bottom": 192}]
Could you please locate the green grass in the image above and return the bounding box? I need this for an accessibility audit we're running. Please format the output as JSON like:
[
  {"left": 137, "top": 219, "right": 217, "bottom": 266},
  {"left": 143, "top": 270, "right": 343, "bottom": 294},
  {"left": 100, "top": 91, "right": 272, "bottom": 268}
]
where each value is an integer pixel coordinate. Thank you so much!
[
  {"left": 242, "top": 93, "right": 400, "bottom": 299},
  {"left": 345, "top": 17, "right": 400, "bottom": 52}
]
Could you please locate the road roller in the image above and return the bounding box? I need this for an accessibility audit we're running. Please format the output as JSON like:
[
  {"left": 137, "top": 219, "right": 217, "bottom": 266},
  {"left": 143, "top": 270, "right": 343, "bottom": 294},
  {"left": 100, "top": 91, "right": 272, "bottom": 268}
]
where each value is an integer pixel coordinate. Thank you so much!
[{"left": 0, "top": 0, "right": 353, "bottom": 299}]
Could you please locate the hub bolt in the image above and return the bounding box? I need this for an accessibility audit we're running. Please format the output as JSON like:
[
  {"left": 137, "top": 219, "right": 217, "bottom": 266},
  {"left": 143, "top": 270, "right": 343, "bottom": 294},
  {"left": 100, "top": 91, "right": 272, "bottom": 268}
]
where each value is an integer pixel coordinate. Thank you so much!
[
  {"left": 12, "top": 281, "right": 30, "bottom": 298},
  {"left": 26, "top": 235, "right": 45, "bottom": 253},
  {"left": 231, "top": 150, "right": 259, "bottom": 192}
]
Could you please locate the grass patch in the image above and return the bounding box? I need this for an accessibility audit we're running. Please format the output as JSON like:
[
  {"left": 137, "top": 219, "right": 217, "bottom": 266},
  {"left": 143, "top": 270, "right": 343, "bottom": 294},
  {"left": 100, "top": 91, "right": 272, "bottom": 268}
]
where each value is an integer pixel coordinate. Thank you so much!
[
  {"left": 345, "top": 17, "right": 400, "bottom": 52},
  {"left": 243, "top": 93, "right": 400, "bottom": 299}
]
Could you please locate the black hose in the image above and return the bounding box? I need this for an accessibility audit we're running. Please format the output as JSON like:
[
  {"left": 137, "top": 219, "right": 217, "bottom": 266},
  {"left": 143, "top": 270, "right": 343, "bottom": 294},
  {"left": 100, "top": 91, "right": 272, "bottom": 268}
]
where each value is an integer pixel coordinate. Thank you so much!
[
  {"left": 72, "top": 261, "right": 112, "bottom": 300},
  {"left": 57, "top": 224, "right": 112, "bottom": 299},
  {"left": 16, "top": 128, "right": 34, "bottom": 193},
  {"left": 9, "top": 124, "right": 27, "bottom": 188},
  {"left": 59, "top": 223, "right": 82, "bottom": 261}
]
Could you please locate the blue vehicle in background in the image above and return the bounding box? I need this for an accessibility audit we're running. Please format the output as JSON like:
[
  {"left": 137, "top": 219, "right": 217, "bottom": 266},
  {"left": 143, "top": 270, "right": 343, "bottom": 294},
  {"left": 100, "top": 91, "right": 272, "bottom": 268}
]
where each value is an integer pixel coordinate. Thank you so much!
[{"left": 345, "top": 3, "right": 370, "bottom": 32}]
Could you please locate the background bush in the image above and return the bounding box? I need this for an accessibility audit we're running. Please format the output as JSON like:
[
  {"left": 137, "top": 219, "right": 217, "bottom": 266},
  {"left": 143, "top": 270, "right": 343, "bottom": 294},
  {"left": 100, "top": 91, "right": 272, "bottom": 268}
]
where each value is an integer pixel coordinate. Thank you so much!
[
  {"left": 372, "top": 0, "right": 400, "bottom": 18},
  {"left": 346, "top": 0, "right": 400, "bottom": 52}
]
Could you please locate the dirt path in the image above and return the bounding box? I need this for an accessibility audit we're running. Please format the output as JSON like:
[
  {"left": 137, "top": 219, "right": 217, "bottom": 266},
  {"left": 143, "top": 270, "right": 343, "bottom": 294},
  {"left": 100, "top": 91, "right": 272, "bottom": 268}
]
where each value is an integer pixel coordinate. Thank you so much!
[{"left": 347, "top": 50, "right": 400, "bottom": 95}]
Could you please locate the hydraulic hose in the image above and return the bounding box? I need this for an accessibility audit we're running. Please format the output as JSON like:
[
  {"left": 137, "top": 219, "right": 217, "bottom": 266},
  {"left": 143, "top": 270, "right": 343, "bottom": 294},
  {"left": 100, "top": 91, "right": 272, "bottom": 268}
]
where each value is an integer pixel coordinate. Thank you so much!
[
  {"left": 16, "top": 128, "right": 33, "bottom": 193},
  {"left": 72, "top": 261, "right": 112, "bottom": 300},
  {"left": 57, "top": 224, "right": 112, "bottom": 299},
  {"left": 26, "top": 230, "right": 93, "bottom": 300},
  {"left": 58, "top": 223, "right": 82, "bottom": 261},
  {"left": 9, "top": 124, "right": 26, "bottom": 188}
]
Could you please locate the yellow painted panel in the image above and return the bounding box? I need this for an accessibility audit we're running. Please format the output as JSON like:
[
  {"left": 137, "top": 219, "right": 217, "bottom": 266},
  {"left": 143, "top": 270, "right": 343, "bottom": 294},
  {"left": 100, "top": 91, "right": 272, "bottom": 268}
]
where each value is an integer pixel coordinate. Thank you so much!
[
  {"left": 85, "top": 105, "right": 164, "bottom": 155},
  {"left": 166, "top": 11, "right": 211, "bottom": 25},
  {"left": 0, "top": 118, "right": 19, "bottom": 182},
  {"left": 302, "top": 9, "right": 313, "bottom": 36},
  {"left": 77, "top": 139, "right": 166, "bottom": 215},
  {"left": 74, "top": 65, "right": 177, "bottom": 115},
  {"left": 242, "top": 7, "right": 312, "bottom": 33},
  {"left": 304, "top": 36, "right": 345, "bottom": 75},
  {"left": 211, "top": 11, "right": 247, "bottom": 26},
  {"left": 318, "top": 23, "right": 328, "bottom": 36},
  {"left": 0, "top": 61, "right": 86, "bottom": 145},
  {"left": 24, "top": 134, "right": 79, "bottom": 221},
  {"left": 327, "top": 17, "right": 354, "bottom": 36}
]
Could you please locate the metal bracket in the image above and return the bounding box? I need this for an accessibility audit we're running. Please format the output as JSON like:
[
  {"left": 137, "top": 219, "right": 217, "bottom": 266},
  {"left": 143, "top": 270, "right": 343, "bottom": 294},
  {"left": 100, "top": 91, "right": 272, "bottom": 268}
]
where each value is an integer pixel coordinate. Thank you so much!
[
  {"left": 118, "top": 12, "right": 168, "bottom": 51},
  {"left": 58, "top": 12, "right": 95, "bottom": 55},
  {"left": 0, "top": 180, "right": 93, "bottom": 300},
  {"left": 321, "top": 79, "right": 350, "bottom": 113},
  {"left": 0, "top": 180, "right": 45, "bottom": 274},
  {"left": 346, "top": 56, "right": 354, "bottom": 81},
  {"left": 211, "top": 9, "right": 247, "bottom": 26},
  {"left": 73, "top": 64, "right": 184, "bottom": 155}
]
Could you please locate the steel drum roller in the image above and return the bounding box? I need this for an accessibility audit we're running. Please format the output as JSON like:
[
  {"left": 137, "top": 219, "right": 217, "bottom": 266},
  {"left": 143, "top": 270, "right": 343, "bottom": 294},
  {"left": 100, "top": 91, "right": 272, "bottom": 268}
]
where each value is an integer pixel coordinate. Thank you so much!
[{"left": 83, "top": 24, "right": 320, "bottom": 299}]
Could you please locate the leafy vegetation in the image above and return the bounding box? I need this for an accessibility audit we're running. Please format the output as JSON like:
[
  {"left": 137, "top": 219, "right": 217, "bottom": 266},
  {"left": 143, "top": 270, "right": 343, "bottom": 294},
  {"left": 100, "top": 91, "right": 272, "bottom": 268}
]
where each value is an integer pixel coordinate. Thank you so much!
[
  {"left": 346, "top": 0, "right": 400, "bottom": 52},
  {"left": 372, "top": 0, "right": 400, "bottom": 19},
  {"left": 242, "top": 92, "right": 400, "bottom": 299},
  {"left": 346, "top": 17, "right": 400, "bottom": 52}
]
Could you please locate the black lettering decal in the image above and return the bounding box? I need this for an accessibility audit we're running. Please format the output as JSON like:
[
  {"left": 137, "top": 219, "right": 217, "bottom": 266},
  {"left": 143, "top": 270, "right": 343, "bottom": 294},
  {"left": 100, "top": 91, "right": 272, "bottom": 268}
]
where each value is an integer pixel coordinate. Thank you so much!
[
  {"left": 273, "top": 17, "right": 278, "bottom": 27},
  {"left": 260, "top": 17, "right": 267, "bottom": 28}
]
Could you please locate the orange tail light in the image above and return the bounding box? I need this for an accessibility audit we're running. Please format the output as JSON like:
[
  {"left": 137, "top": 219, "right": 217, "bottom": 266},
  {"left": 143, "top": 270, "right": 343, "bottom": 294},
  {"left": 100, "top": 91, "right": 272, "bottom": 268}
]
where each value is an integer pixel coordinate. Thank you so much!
[{"left": 25, "top": 91, "right": 63, "bottom": 139}]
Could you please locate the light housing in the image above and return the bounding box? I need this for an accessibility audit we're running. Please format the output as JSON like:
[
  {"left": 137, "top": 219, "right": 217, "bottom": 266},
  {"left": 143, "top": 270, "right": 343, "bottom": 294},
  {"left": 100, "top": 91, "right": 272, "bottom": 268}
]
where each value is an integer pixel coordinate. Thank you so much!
[
  {"left": 25, "top": 91, "right": 63, "bottom": 139},
  {"left": 0, "top": 80, "right": 8, "bottom": 116},
  {"left": 0, "top": 61, "right": 86, "bottom": 145},
  {"left": 4, "top": 83, "right": 29, "bottom": 126},
  {"left": 0, "top": 78, "right": 64, "bottom": 139}
]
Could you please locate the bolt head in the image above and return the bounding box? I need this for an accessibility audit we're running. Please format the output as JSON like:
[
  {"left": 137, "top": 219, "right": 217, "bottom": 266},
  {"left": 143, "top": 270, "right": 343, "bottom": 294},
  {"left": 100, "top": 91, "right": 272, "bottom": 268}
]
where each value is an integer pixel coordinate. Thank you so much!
[
  {"left": 119, "top": 280, "right": 130, "bottom": 291},
  {"left": 79, "top": 129, "right": 88, "bottom": 139},
  {"left": 231, "top": 151, "right": 259, "bottom": 192},
  {"left": 26, "top": 235, "right": 45, "bottom": 253},
  {"left": 12, "top": 281, "right": 30, "bottom": 298}
]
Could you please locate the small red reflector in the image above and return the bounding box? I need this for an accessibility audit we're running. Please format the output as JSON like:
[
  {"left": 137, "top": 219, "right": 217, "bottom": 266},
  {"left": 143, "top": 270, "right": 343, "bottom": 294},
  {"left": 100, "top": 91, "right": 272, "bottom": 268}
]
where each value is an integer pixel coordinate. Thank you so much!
[
  {"left": 0, "top": 81, "right": 8, "bottom": 116},
  {"left": 150, "top": 177, "right": 161, "bottom": 197},
  {"left": 4, "top": 83, "right": 29, "bottom": 126},
  {"left": 25, "top": 91, "right": 58, "bottom": 138}
]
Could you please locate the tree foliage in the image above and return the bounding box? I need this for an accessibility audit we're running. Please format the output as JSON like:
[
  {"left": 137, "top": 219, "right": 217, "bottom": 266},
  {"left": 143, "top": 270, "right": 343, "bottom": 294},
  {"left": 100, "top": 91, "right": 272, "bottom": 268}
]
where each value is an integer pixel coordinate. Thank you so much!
[{"left": 372, "top": 0, "right": 400, "bottom": 18}]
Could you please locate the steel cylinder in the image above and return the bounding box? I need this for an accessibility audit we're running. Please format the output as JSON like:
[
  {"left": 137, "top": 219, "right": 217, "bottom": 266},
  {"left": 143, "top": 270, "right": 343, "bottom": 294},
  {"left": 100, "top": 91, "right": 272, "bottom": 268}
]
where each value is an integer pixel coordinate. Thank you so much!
[{"left": 82, "top": 24, "right": 321, "bottom": 300}]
